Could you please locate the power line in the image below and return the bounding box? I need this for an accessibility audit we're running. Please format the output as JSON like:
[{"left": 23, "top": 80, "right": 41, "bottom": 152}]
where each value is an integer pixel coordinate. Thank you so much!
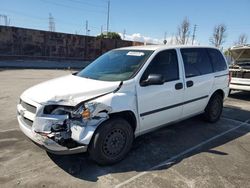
[
  {"left": 64, "top": 0, "right": 106, "bottom": 9},
  {"left": 39, "top": 0, "right": 106, "bottom": 14},
  {"left": 0, "top": 9, "right": 47, "bottom": 21},
  {"left": 0, "top": 9, "right": 102, "bottom": 35}
]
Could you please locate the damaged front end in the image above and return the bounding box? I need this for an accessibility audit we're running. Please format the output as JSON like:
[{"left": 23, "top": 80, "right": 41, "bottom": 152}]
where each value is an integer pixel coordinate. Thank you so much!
[{"left": 17, "top": 100, "right": 112, "bottom": 154}]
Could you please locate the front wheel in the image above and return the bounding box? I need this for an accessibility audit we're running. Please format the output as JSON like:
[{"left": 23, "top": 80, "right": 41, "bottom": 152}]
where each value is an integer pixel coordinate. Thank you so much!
[
  {"left": 88, "top": 117, "right": 134, "bottom": 165},
  {"left": 204, "top": 94, "right": 223, "bottom": 123}
]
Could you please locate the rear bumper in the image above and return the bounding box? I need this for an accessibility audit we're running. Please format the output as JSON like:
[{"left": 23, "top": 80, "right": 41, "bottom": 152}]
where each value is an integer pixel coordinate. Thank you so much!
[
  {"left": 17, "top": 114, "right": 87, "bottom": 155},
  {"left": 230, "top": 78, "right": 250, "bottom": 91}
]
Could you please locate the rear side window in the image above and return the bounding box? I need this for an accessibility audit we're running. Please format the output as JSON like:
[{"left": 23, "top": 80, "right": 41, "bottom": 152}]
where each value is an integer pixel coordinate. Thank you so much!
[
  {"left": 207, "top": 48, "right": 227, "bottom": 72},
  {"left": 181, "top": 48, "right": 213, "bottom": 78},
  {"left": 141, "top": 49, "right": 179, "bottom": 82}
]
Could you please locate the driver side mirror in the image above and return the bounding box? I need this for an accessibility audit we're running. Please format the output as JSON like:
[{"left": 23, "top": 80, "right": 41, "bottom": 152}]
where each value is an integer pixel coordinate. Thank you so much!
[{"left": 140, "top": 74, "right": 165, "bottom": 86}]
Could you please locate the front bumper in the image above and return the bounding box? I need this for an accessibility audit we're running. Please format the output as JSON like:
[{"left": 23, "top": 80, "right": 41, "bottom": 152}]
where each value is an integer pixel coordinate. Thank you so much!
[
  {"left": 17, "top": 114, "right": 87, "bottom": 154},
  {"left": 17, "top": 95, "right": 111, "bottom": 154}
]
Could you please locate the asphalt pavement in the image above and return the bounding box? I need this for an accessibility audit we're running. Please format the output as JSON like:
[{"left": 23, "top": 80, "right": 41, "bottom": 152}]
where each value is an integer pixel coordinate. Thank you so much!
[{"left": 0, "top": 69, "right": 249, "bottom": 188}]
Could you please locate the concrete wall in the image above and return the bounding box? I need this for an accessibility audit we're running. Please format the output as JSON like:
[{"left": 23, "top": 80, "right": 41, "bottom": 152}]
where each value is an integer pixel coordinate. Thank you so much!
[{"left": 0, "top": 26, "right": 143, "bottom": 61}]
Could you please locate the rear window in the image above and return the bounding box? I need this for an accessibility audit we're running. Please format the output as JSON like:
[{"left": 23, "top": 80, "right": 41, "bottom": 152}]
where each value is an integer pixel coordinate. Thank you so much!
[
  {"left": 181, "top": 48, "right": 213, "bottom": 78},
  {"left": 207, "top": 48, "right": 227, "bottom": 72}
]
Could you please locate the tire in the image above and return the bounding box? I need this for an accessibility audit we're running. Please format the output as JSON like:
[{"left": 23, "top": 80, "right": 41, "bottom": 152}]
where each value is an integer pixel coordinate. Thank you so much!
[
  {"left": 204, "top": 94, "right": 223, "bottom": 123},
  {"left": 88, "top": 117, "right": 134, "bottom": 165}
]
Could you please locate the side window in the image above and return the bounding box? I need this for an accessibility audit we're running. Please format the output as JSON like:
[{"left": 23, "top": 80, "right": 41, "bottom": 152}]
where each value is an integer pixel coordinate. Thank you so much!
[
  {"left": 181, "top": 48, "right": 213, "bottom": 78},
  {"left": 207, "top": 48, "right": 227, "bottom": 72},
  {"left": 141, "top": 49, "right": 179, "bottom": 82}
]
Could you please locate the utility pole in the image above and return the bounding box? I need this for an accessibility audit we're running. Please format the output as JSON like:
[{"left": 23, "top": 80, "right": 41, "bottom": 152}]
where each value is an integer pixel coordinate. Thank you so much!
[
  {"left": 0, "top": 14, "right": 9, "bottom": 26},
  {"left": 163, "top": 32, "right": 167, "bottom": 44},
  {"left": 48, "top": 13, "right": 55, "bottom": 32},
  {"left": 85, "top": 20, "right": 90, "bottom": 35},
  {"left": 123, "top": 29, "right": 126, "bottom": 40},
  {"left": 101, "top": 25, "right": 103, "bottom": 34},
  {"left": 191, "top": 24, "right": 197, "bottom": 45},
  {"left": 106, "top": 0, "right": 110, "bottom": 35}
]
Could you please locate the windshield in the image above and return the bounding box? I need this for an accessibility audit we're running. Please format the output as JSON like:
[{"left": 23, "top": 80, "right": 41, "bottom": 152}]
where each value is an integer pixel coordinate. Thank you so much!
[{"left": 77, "top": 50, "right": 153, "bottom": 81}]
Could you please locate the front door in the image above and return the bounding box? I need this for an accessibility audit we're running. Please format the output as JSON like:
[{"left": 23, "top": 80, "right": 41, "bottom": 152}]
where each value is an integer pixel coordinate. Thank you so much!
[{"left": 137, "top": 49, "right": 185, "bottom": 133}]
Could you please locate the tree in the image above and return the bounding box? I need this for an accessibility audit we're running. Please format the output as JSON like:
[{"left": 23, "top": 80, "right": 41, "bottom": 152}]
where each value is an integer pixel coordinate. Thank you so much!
[
  {"left": 97, "top": 32, "right": 121, "bottom": 40},
  {"left": 176, "top": 17, "right": 191, "bottom": 45},
  {"left": 210, "top": 24, "right": 227, "bottom": 48},
  {"left": 235, "top": 34, "right": 248, "bottom": 45},
  {"left": 223, "top": 49, "right": 230, "bottom": 56}
]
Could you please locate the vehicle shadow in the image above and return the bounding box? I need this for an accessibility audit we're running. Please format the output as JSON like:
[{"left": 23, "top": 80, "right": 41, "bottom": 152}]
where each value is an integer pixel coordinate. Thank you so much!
[
  {"left": 229, "top": 91, "right": 250, "bottom": 101},
  {"left": 47, "top": 107, "right": 250, "bottom": 182}
]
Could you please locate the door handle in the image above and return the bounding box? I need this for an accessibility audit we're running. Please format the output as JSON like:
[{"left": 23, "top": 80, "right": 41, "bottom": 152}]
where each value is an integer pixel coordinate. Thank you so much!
[
  {"left": 175, "top": 83, "right": 183, "bottom": 90},
  {"left": 186, "top": 80, "right": 194, "bottom": 88}
]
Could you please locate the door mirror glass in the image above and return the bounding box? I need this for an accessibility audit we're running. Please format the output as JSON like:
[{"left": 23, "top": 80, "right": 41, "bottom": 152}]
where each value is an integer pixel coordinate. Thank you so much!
[{"left": 141, "top": 74, "right": 164, "bottom": 86}]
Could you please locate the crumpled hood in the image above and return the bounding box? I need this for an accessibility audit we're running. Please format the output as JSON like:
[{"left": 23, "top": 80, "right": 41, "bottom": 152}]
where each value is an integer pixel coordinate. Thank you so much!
[{"left": 21, "top": 74, "right": 120, "bottom": 105}]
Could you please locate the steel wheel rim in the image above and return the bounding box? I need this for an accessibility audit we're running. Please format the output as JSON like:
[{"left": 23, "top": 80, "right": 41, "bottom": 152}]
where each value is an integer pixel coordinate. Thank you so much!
[
  {"left": 102, "top": 128, "right": 127, "bottom": 157},
  {"left": 211, "top": 99, "right": 221, "bottom": 118}
]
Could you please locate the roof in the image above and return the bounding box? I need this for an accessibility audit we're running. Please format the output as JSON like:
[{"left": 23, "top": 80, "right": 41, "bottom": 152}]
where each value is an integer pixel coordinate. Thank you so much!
[{"left": 117, "top": 44, "right": 219, "bottom": 51}]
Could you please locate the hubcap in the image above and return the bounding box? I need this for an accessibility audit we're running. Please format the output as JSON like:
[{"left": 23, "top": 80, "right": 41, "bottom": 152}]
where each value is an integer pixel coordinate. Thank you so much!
[{"left": 102, "top": 129, "right": 127, "bottom": 157}]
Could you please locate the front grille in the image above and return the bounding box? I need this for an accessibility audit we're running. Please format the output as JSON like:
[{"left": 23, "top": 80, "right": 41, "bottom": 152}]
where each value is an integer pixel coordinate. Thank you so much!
[
  {"left": 19, "top": 99, "right": 37, "bottom": 127},
  {"left": 21, "top": 116, "right": 33, "bottom": 127},
  {"left": 230, "top": 71, "right": 250, "bottom": 79},
  {"left": 20, "top": 99, "right": 37, "bottom": 114}
]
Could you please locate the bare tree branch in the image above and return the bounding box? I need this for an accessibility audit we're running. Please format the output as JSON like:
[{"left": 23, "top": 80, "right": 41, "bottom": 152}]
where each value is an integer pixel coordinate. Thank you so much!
[
  {"left": 209, "top": 24, "right": 227, "bottom": 48},
  {"left": 176, "top": 17, "right": 190, "bottom": 45},
  {"left": 235, "top": 34, "right": 248, "bottom": 45}
]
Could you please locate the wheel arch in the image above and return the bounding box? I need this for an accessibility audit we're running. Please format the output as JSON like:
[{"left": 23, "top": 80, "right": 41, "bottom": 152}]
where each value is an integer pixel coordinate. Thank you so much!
[
  {"left": 205, "top": 89, "right": 225, "bottom": 110},
  {"left": 210, "top": 89, "right": 225, "bottom": 100},
  {"left": 109, "top": 110, "right": 137, "bottom": 132},
  {"left": 204, "top": 89, "right": 224, "bottom": 123}
]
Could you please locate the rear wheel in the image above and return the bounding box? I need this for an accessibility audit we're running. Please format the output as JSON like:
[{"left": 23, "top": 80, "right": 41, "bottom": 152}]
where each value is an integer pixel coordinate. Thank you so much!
[
  {"left": 88, "top": 117, "right": 134, "bottom": 165},
  {"left": 204, "top": 94, "right": 223, "bottom": 123}
]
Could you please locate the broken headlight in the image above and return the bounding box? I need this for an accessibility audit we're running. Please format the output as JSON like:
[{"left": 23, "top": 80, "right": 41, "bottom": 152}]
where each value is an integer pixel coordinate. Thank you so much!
[
  {"left": 43, "top": 104, "right": 89, "bottom": 119},
  {"left": 44, "top": 102, "right": 111, "bottom": 120},
  {"left": 72, "top": 103, "right": 95, "bottom": 119},
  {"left": 43, "top": 105, "right": 74, "bottom": 115},
  {"left": 82, "top": 103, "right": 96, "bottom": 119},
  {"left": 80, "top": 102, "right": 112, "bottom": 119}
]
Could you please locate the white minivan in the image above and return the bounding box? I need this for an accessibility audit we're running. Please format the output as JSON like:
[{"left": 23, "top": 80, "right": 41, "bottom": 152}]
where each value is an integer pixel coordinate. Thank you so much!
[{"left": 17, "top": 45, "right": 229, "bottom": 165}]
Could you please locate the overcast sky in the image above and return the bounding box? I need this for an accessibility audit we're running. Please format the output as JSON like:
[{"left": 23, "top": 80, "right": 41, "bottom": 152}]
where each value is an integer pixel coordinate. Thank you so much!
[{"left": 1, "top": 0, "right": 249, "bottom": 48}]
